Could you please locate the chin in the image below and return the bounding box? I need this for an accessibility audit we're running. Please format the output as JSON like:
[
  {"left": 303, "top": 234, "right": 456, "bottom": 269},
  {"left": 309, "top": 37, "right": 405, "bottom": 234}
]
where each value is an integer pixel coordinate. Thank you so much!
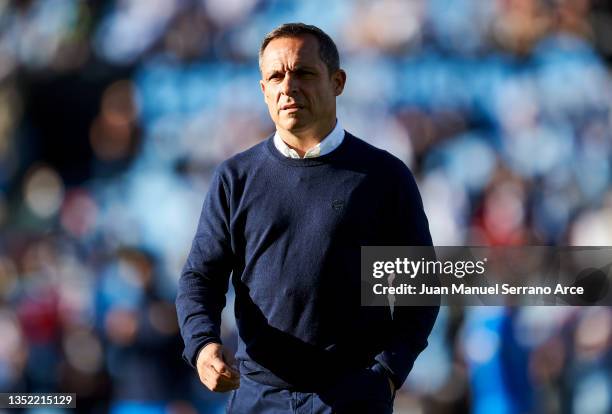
[{"left": 279, "top": 119, "right": 304, "bottom": 132}]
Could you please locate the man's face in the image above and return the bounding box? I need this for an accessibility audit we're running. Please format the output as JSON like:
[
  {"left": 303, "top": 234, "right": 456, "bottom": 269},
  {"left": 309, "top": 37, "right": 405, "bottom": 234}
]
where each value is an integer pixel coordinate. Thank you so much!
[{"left": 259, "top": 35, "right": 346, "bottom": 138}]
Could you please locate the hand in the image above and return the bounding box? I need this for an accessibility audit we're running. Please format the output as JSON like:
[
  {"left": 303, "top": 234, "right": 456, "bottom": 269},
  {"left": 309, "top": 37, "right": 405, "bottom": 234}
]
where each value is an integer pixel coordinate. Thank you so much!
[{"left": 196, "top": 343, "right": 240, "bottom": 392}]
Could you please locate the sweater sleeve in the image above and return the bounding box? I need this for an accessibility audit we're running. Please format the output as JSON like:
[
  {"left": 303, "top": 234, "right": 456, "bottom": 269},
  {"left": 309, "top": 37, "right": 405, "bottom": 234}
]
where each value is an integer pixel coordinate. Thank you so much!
[
  {"left": 373, "top": 160, "right": 439, "bottom": 389},
  {"left": 176, "top": 167, "right": 234, "bottom": 369}
]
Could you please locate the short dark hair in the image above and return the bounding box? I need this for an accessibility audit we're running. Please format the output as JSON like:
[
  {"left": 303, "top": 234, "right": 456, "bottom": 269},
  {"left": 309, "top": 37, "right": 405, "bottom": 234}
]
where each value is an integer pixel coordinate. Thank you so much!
[{"left": 259, "top": 23, "right": 340, "bottom": 75}]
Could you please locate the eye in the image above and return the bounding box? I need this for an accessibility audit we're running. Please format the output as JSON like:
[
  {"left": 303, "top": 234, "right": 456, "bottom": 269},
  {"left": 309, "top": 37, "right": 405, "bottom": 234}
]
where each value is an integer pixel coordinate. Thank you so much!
[{"left": 296, "top": 69, "right": 315, "bottom": 78}]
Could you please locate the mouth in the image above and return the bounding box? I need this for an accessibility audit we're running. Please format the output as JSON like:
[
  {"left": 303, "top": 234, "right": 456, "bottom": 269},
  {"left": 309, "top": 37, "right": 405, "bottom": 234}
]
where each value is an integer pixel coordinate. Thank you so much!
[{"left": 281, "top": 104, "right": 302, "bottom": 112}]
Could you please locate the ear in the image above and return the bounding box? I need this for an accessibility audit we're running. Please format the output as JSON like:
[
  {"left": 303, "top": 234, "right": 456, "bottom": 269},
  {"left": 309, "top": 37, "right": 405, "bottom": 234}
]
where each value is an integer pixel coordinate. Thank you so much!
[
  {"left": 332, "top": 69, "right": 347, "bottom": 96},
  {"left": 260, "top": 79, "right": 268, "bottom": 103}
]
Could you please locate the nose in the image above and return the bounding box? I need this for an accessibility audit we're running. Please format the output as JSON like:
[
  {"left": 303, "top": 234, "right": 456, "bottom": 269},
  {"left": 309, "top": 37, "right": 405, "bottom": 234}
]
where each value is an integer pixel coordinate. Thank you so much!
[{"left": 280, "top": 72, "right": 298, "bottom": 95}]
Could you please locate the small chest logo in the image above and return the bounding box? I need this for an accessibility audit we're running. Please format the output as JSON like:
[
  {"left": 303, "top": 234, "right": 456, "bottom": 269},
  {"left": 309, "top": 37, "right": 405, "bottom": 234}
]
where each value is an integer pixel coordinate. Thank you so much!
[{"left": 331, "top": 199, "right": 344, "bottom": 211}]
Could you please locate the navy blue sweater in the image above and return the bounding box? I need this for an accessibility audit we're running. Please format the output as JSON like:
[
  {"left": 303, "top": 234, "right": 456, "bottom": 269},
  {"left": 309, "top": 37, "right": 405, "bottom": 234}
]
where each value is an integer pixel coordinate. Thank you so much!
[{"left": 176, "top": 132, "right": 438, "bottom": 391}]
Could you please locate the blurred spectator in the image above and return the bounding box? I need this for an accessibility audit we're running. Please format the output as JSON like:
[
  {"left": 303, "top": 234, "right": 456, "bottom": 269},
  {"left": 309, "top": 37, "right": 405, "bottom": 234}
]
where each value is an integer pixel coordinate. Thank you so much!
[{"left": 0, "top": 0, "right": 611, "bottom": 412}]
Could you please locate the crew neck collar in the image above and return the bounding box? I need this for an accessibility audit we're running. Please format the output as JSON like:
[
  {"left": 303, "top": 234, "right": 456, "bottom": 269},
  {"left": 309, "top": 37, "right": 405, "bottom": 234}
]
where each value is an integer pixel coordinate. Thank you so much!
[
  {"left": 273, "top": 120, "right": 345, "bottom": 159},
  {"left": 265, "top": 131, "right": 352, "bottom": 167}
]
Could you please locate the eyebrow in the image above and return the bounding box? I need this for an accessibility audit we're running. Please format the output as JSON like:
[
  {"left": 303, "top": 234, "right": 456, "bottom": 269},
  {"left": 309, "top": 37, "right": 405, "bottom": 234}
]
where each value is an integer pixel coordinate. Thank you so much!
[
  {"left": 265, "top": 65, "right": 318, "bottom": 78},
  {"left": 292, "top": 64, "right": 317, "bottom": 71}
]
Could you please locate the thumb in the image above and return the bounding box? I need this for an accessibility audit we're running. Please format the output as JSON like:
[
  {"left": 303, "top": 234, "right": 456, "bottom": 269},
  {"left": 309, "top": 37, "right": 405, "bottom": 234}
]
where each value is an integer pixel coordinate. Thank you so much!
[
  {"left": 210, "top": 356, "right": 228, "bottom": 373},
  {"left": 210, "top": 356, "right": 238, "bottom": 377}
]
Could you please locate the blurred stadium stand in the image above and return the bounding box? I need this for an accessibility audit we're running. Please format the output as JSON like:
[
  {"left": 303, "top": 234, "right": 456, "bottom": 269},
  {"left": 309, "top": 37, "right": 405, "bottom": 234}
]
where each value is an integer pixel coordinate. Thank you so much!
[{"left": 0, "top": 0, "right": 611, "bottom": 413}]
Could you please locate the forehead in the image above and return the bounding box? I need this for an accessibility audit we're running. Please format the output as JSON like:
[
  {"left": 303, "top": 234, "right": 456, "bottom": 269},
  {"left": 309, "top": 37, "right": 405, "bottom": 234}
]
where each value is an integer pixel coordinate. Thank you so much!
[{"left": 260, "top": 35, "right": 324, "bottom": 70}]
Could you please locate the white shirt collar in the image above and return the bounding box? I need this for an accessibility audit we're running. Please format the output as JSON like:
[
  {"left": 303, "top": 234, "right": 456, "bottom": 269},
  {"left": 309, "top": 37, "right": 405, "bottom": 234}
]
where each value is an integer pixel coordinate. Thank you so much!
[{"left": 273, "top": 120, "right": 345, "bottom": 159}]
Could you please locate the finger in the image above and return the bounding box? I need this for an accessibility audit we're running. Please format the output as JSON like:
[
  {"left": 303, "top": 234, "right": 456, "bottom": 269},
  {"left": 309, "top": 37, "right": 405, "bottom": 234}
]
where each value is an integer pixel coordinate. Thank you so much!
[
  {"left": 217, "top": 375, "right": 241, "bottom": 390},
  {"left": 229, "top": 363, "right": 240, "bottom": 375},
  {"left": 204, "top": 364, "right": 240, "bottom": 386},
  {"left": 221, "top": 353, "right": 239, "bottom": 373},
  {"left": 221, "top": 357, "right": 239, "bottom": 374},
  {"left": 205, "top": 371, "right": 241, "bottom": 392},
  {"left": 200, "top": 374, "right": 213, "bottom": 391},
  {"left": 223, "top": 364, "right": 240, "bottom": 378},
  {"left": 215, "top": 371, "right": 241, "bottom": 388},
  {"left": 210, "top": 359, "right": 240, "bottom": 379},
  {"left": 198, "top": 370, "right": 213, "bottom": 389},
  {"left": 210, "top": 356, "right": 229, "bottom": 373},
  {"left": 216, "top": 381, "right": 240, "bottom": 392},
  {"left": 200, "top": 371, "right": 219, "bottom": 392},
  {"left": 211, "top": 382, "right": 239, "bottom": 392},
  {"left": 199, "top": 366, "right": 223, "bottom": 389}
]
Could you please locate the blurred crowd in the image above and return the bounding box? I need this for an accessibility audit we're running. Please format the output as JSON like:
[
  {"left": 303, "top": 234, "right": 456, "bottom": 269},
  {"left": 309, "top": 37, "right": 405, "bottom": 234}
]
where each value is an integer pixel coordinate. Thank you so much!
[{"left": 0, "top": 0, "right": 611, "bottom": 413}]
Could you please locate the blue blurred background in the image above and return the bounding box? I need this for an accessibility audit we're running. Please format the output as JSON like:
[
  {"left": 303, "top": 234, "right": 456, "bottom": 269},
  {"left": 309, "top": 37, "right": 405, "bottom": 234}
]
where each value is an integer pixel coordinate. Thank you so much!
[{"left": 1, "top": 0, "right": 611, "bottom": 413}]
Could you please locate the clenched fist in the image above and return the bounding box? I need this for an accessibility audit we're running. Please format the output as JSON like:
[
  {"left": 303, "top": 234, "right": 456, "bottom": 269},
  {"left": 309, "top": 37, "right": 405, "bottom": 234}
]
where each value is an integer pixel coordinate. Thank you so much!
[{"left": 196, "top": 343, "right": 240, "bottom": 392}]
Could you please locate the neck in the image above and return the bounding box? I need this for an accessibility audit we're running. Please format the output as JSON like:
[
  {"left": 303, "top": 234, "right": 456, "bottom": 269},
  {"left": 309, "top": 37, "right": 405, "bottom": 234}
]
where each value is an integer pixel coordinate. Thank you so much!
[{"left": 277, "top": 120, "right": 337, "bottom": 157}]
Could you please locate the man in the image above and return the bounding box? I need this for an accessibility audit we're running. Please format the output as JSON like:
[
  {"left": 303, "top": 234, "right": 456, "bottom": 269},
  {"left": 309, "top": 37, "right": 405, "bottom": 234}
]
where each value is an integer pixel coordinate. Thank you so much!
[{"left": 176, "top": 23, "right": 438, "bottom": 413}]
